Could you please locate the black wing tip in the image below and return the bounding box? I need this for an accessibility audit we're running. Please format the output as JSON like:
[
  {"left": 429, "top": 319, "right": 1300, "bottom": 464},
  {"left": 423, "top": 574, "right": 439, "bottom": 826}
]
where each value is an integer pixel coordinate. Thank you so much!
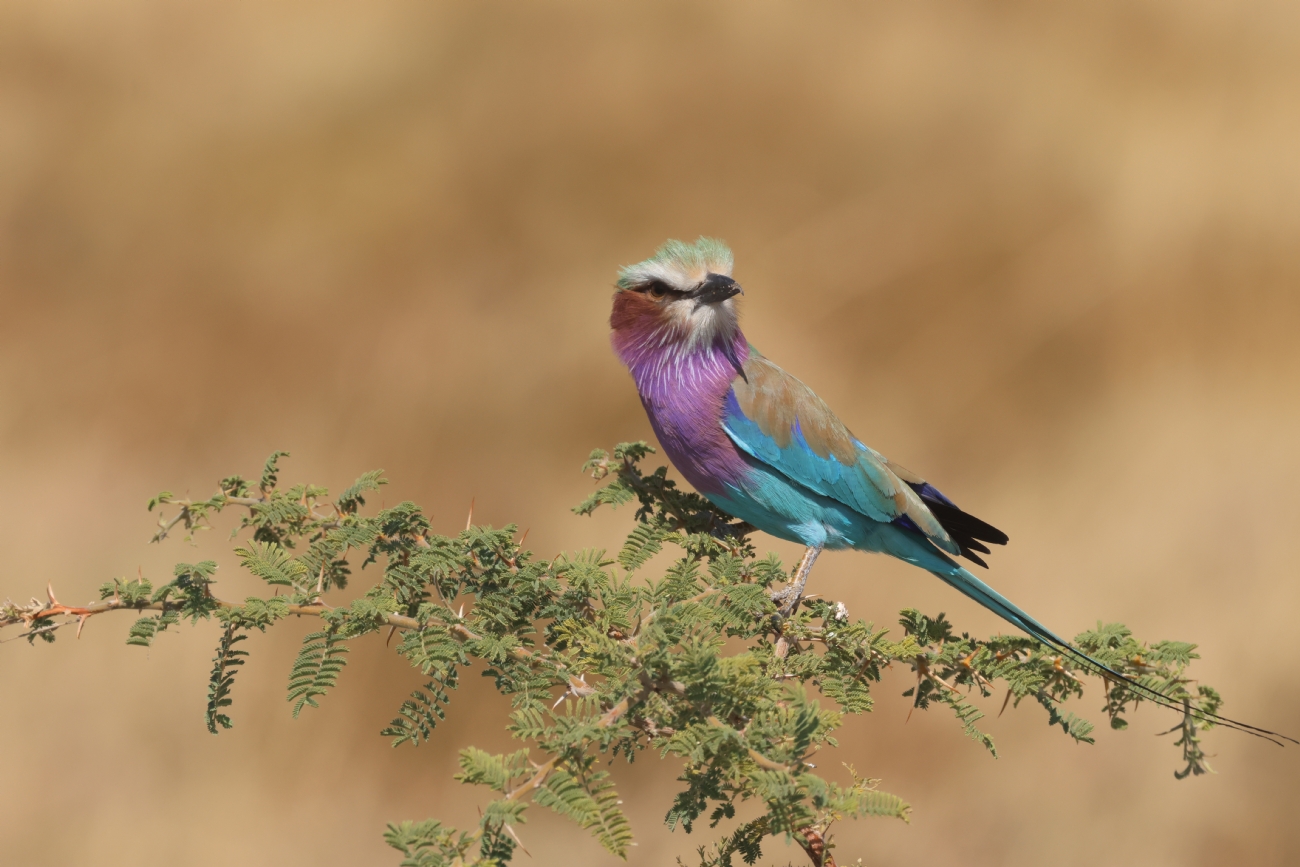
[
  {"left": 921, "top": 499, "right": 1008, "bottom": 565},
  {"left": 945, "top": 507, "right": 1009, "bottom": 546},
  {"left": 984, "top": 527, "right": 1010, "bottom": 546}
]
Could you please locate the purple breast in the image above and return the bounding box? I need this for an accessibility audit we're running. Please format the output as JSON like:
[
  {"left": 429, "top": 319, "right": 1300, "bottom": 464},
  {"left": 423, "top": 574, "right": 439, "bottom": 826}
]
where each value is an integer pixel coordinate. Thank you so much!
[{"left": 616, "top": 333, "right": 751, "bottom": 495}]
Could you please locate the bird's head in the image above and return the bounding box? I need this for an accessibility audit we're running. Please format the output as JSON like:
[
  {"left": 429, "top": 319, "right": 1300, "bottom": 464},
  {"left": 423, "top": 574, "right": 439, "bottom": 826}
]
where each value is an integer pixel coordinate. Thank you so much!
[{"left": 610, "top": 237, "right": 744, "bottom": 357}]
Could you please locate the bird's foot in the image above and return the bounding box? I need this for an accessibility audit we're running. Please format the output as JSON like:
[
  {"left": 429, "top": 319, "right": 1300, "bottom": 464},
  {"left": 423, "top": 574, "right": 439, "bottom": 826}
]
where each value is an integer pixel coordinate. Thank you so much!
[
  {"left": 772, "top": 545, "right": 822, "bottom": 619},
  {"left": 770, "top": 585, "right": 800, "bottom": 616}
]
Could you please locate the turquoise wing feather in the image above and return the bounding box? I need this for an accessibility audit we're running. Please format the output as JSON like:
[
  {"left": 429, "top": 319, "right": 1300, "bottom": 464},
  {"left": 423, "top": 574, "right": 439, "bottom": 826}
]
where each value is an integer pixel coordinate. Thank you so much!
[{"left": 721, "top": 351, "right": 960, "bottom": 555}]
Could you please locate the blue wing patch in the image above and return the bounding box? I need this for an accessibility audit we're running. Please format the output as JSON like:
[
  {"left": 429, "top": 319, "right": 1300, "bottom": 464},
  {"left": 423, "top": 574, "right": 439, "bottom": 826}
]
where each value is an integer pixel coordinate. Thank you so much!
[{"left": 721, "top": 389, "right": 899, "bottom": 524}]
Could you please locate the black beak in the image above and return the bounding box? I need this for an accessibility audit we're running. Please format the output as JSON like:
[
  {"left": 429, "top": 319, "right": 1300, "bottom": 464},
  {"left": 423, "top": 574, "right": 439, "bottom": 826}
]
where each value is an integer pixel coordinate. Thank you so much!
[{"left": 691, "top": 273, "right": 743, "bottom": 306}]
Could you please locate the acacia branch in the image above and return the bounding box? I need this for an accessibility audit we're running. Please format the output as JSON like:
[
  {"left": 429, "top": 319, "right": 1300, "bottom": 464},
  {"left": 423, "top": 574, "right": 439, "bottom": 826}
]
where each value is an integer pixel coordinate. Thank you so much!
[{"left": 0, "top": 586, "right": 526, "bottom": 663}]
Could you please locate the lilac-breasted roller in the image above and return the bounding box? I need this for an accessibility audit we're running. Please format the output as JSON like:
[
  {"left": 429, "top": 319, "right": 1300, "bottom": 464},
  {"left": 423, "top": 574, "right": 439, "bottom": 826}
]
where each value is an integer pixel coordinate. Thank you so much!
[{"left": 609, "top": 236, "right": 1288, "bottom": 743}]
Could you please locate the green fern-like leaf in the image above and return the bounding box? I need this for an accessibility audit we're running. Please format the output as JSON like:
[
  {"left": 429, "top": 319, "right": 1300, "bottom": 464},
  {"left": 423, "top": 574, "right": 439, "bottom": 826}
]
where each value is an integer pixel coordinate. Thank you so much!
[
  {"left": 99, "top": 576, "right": 153, "bottom": 605},
  {"left": 382, "top": 680, "right": 452, "bottom": 747},
  {"left": 246, "top": 496, "right": 311, "bottom": 539},
  {"left": 235, "top": 540, "right": 310, "bottom": 590},
  {"left": 125, "top": 611, "right": 179, "bottom": 647},
  {"left": 206, "top": 626, "right": 248, "bottom": 733},
  {"left": 287, "top": 629, "right": 349, "bottom": 717},
  {"left": 942, "top": 695, "right": 997, "bottom": 756},
  {"left": 384, "top": 819, "right": 475, "bottom": 867},
  {"left": 218, "top": 596, "right": 290, "bottom": 631},
  {"left": 259, "top": 450, "right": 290, "bottom": 492},
  {"left": 586, "top": 773, "right": 635, "bottom": 857},
  {"left": 337, "top": 469, "right": 387, "bottom": 514},
  {"left": 455, "top": 747, "right": 530, "bottom": 794},
  {"left": 573, "top": 478, "right": 637, "bottom": 516},
  {"left": 533, "top": 767, "right": 634, "bottom": 857},
  {"left": 854, "top": 788, "right": 911, "bottom": 820},
  {"left": 618, "top": 518, "right": 670, "bottom": 571},
  {"left": 1037, "top": 698, "right": 1097, "bottom": 745}
]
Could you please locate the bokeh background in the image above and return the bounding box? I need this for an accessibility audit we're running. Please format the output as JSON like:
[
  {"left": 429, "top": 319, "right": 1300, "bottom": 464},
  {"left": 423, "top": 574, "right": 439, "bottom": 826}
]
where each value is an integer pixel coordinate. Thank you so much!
[{"left": 2, "top": 2, "right": 1299, "bottom": 865}]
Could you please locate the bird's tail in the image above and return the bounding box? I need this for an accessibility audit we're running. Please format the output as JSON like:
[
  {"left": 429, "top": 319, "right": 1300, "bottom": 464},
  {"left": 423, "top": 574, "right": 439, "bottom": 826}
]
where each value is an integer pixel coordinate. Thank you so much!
[{"left": 929, "top": 562, "right": 1294, "bottom": 746}]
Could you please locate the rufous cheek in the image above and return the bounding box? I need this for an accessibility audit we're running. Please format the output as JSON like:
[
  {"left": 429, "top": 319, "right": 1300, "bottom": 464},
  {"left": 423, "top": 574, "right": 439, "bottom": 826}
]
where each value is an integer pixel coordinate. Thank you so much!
[{"left": 609, "top": 290, "right": 668, "bottom": 332}]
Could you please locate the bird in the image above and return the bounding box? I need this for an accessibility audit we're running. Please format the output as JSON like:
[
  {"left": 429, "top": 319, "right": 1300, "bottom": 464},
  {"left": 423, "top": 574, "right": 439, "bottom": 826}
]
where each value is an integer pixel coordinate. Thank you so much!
[{"left": 608, "top": 236, "right": 1289, "bottom": 744}]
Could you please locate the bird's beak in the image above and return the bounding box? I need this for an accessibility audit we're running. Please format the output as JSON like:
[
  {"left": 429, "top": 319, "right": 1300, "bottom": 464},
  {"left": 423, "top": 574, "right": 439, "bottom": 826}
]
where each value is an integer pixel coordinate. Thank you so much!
[{"left": 692, "top": 273, "right": 743, "bottom": 306}]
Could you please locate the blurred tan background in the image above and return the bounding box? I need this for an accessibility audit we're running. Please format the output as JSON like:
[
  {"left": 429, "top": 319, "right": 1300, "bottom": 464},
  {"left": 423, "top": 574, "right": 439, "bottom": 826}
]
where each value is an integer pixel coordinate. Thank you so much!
[{"left": 2, "top": 2, "right": 1299, "bottom": 865}]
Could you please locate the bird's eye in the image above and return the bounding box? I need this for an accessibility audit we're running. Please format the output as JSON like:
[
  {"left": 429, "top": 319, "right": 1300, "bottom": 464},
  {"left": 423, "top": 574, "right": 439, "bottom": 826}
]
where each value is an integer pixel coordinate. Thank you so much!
[{"left": 646, "top": 282, "right": 669, "bottom": 300}]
